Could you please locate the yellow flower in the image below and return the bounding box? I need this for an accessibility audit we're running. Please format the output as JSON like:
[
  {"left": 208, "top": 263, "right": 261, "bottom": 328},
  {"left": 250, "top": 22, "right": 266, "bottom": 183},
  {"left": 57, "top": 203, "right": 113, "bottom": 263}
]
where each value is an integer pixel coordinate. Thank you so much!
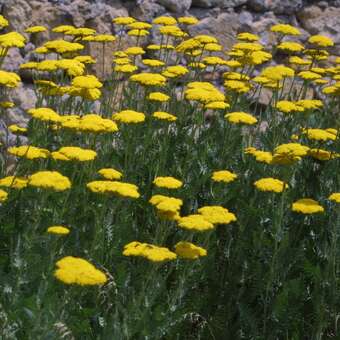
[
  {"left": 198, "top": 206, "right": 237, "bottom": 225},
  {"left": 83, "top": 34, "right": 116, "bottom": 43},
  {"left": 149, "top": 194, "right": 182, "bottom": 212},
  {"left": 113, "top": 57, "right": 131, "bottom": 65},
  {"left": 233, "top": 42, "right": 263, "bottom": 51},
  {"left": 329, "top": 193, "right": 340, "bottom": 203},
  {"left": 52, "top": 147, "right": 97, "bottom": 162},
  {"left": 0, "top": 32, "right": 26, "bottom": 48},
  {"left": 52, "top": 25, "right": 75, "bottom": 33},
  {"left": 47, "top": 226, "right": 70, "bottom": 235},
  {"left": 178, "top": 16, "right": 199, "bottom": 25},
  {"left": 125, "top": 46, "right": 145, "bottom": 56},
  {"left": 130, "top": 72, "right": 166, "bottom": 86},
  {"left": 174, "top": 242, "right": 207, "bottom": 259},
  {"left": 123, "top": 242, "right": 177, "bottom": 262},
  {"left": 274, "top": 143, "right": 309, "bottom": 157},
  {"left": 308, "top": 148, "right": 336, "bottom": 161},
  {"left": 0, "top": 176, "right": 28, "bottom": 190},
  {"left": 0, "top": 101, "right": 15, "bottom": 108},
  {"left": 254, "top": 178, "right": 288, "bottom": 193},
  {"left": 224, "top": 80, "right": 251, "bottom": 93},
  {"left": 0, "top": 189, "right": 8, "bottom": 202},
  {"left": 270, "top": 24, "right": 300, "bottom": 36},
  {"left": 305, "top": 129, "right": 336, "bottom": 142},
  {"left": 292, "top": 199, "right": 324, "bottom": 214},
  {"left": 289, "top": 56, "right": 311, "bottom": 66},
  {"left": 159, "top": 25, "right": 184, "bottom": 37},
  {"left": 128, "top": 29, "right": 149, "bottom": 37},
  {"left": 8, "top": 124, "right": 27, "bottom": 134},
  {"left": 65, "top": 27, "right": 96, "bottom": 37},
  {"left": 113, "top": 17, "right": 136, "bottom": 25},
  {"left": 202, "top": 56, "right": 227, "bottom": 66},
  {"left": 112, "top": 110, "right": 145, "bottom": 124},
  {"left": 148, "top": 92, "right": 169, "bottom": 102},
  {"left": 194, "top": 35, "right": 218, "bottom": 44},
  {"left": 142, "top": 59, "right": 165, "bottom": 67},
  {"left": 212, "top": 170, "right": 237, "bottom": 183},
  {"left": 298, "top": 71, "right": 322, "bottom": 80},
  {"left": 114, "top": 64, "right": 138, "bottom": 73},
  {"left": 162, "top": 65, "right": 189, "bottom": 78},
  {"left": 74, "top": 55, "right": 96, "bottom": 64},
  {"left": 128, "top": 21, "right": 152, "bottom": 30},
  {"left": 276, "top": 100, "right": 303, "bottom": 113},
  {"left": 153, "top": 176, "right": 183, "bottom": 189},
  {"left": 153, "top": 111, "right": 177, "bottom": 122},
  {"left": 54, "top": 256, "right": 107, "bottom": 285},
  {"left": 0, "top": 15, "right": 9, "bottom": 29},
  {"left": 28, "top": 107, "right": 61, "bottom": 123},
  {"left": 28, "top": 171, "right": 71, "bottom": 191},
  {"left": 178, "top": 215, "right": 214, "bottom": 232},
  {"left": 296, "top": 99, "right": 323, "bottom": 110},
  {"left": 225, "top": 112, "right": 257, "bottom": 125},
  {"left": 185, "top": 82, "right": 225, "bottom": 103},
  {"left": 237, "top": 32, "right": 259, "bottom": 41},
  {"left": 8, "top": 145, "right": 50, "bottom": 160},
  {"left": 205, "top": 101, "right": 230, "bottom": 110},
  {"left": 98, "top": 168, "right": 123, "bottom": 180},
  {"left": 0, "top": 70, "right": 21, "bottom": 88},
  {"left": 245, "top": 148, "right": 273, "bottom": 164},
  {"left": 277, "top": 41, "right": 304, "bottom": 53},
  {"left": 261, "top": 65, "right": 295, "bottom": 81},
  {"left": 72, "top": 75, "right": 102, "bottom": 89},
  {"left": 44, "top": 39, "right": 84, "bottom": 54},
  {"left": 25, "top": 26, "right": 47, "bottom": 33},
  {"left": 87, "top": 181, "right": 140, "bottom": 198},
  {"left": 308, "top": 35, "right": 334, "bottom": 47}
]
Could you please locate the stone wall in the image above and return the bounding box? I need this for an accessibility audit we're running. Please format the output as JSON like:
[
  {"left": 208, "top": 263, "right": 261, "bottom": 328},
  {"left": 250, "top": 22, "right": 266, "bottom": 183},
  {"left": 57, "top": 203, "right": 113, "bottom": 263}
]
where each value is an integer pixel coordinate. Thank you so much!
[{"left": 0, "top": 0, "right": 339, "bottom": 141}]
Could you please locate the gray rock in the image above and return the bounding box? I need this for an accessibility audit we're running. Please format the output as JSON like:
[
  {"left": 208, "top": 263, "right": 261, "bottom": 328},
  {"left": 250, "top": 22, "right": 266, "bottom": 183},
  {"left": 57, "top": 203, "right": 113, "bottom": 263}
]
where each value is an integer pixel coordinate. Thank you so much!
[
  {"left": 248, "top": 0, "right": 303, "bottom": 14},
  {"left": 192, "top": 0, "right": 247, "bottom": 9},
  {"left": 157, "top": 0, "right": 192, "bottom": 12},
  {"left": 131, "top": 0, "right": 165, "bottom": 21}
]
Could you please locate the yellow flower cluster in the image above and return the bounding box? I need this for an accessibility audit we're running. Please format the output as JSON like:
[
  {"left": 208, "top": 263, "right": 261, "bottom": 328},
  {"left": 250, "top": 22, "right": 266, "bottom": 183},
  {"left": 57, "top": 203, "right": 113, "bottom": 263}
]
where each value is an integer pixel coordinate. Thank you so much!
[
  {"left": 153, "top": 176, "right": 183, "bottom": 189},
  {"left": 28, "top": 171, "right": 71, "bottom": 191},
  {"left": 87, "top": 181, "right": 140, "bottom": 198}
]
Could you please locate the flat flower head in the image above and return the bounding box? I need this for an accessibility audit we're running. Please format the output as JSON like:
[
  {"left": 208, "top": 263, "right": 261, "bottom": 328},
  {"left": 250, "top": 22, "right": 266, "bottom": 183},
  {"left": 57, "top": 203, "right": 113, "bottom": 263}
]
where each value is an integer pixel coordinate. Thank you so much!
[
  {"left": 52, "top": 146, "right": 97, "bottom": 162},
  {"left": 274, "top": 143, "right": 309, "bottom": 157},
  {"left": 47, "top": 226, "right": 70, "bottom": 235},
  {"left": 87, "top": 181, "right": 140, "bottom": 198},
  {"left": 148, "top": 92, "right": 169, "bottom": 102},
  {"left": 174, "top": 242, "right": 207, "bottom": 259},
  {"left": 8, "top": 145, "right": 50, "bottom": 160},
  {"left": 305, "top": 129, "right": 336, "bottom": 142},
  {"left": 292, "top": 198, "right": 324, "bottom": 214},
  {"left": 178, "top": 215, "right": 214, "bottom": 232},
  {"left": 178, "top": 16, "right": 199, "bottom": 25},
  {"left": 54, "top": 256, "right": 107, "bottom": 285},
  {"left": 198, "top": 206, "right": 237, "bottom": 225},
  {"left": 98, "top": 168, "right": 123, "bottom": 180},
  {"left": 308, "top": 35, "right": 334, "bottom": 47},
  {"left": 28, "top": 107, "right": 61, "bottom": 123},
  {"left": 142, "top": 59, "right": 165, "bottom": 67},
  {"left": 270, "top": 24, "right": 300, "bottom": 36},
  {"left": 0, "top": 189, "right": 8, "bottom": 203},
  {"left": 130, "top": 72, "right": 166, "bottom": 86},
  {"left": 25, "top": 26, "right": 47, "bottom": 33},
  {"left": 329, "top": 193, "right": 340, "bottom": 203},
  {"left": 112, "top": 110, "right": 145, "bottom": 124},
  {"left": 153, "top": 176, "right": 183, "bottom": 189},
  {"left": 254, "top": 178, "right": 288, "bottom": 193},
  {"left": 0, "top": 176, "right": 28, "bottom": 189},
  {"left": 276, "top": 100, "right": 303, "bottom": 113},
  {"left": 28, "top": 171, "right": 71, "bottom": 191},
  {"left": 225, "top": 112, "right": 257, "bottom": 125},
  {"left": 113, "top": 17, "right": 136, "bottom": 25},
  {"left": 125, "top": 46, "right": 145, "bottom": 56},
  {"left": 153, "top": 16, "right": 177, "bottom": 26},
  {"left": 212, "top": 170, "right": 237, "bottom": 183},
  {"left": 152, "top": 111, "right": 177, "bottom": 122},
  {"left": 72, "top": 75, "right": 102, "bottom": 89}
]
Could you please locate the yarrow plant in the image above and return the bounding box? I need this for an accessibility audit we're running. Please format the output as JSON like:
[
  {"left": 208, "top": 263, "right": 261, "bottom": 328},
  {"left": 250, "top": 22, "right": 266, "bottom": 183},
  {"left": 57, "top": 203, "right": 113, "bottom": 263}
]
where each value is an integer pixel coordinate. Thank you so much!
[{"left": 0, "top": 14, "right": 339, "bottom": 340}]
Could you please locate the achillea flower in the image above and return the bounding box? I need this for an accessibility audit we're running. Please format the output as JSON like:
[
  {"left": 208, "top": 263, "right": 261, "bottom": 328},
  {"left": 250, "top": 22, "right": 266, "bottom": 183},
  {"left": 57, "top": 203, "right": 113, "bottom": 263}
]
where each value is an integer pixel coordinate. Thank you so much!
[
  {"left": 162, "top": 65, "right": 189, "bottom": 78},
  {"left": 178, "top": 16, "right": 199, "bottom": 25},
  {"left": 72, "top": 75, "right": 102, "bottom": 89},
  {"left": 308, "top": 148, "right": 335, "bottom": 161},
  {"left": 44, "top": 39, "right": 84, "bottom": 54},
  {"left": 237, "top": 32, "right": 259, "bottom": 41},
  {"left": 0, "top": 189, "right": 8, "bottom": 202},
  {"left": 159, "top": 25, "right": 185, "bottom": 38},
  {"left": 128, "top": 22, "right": 152, "bottom": 30},
  {"left": 25, "top": 26, "right": 47, "bottom": 33},
  {"left": 113, "top": 17, "right": 136, "bottom": 25},
  {"left": 289, "top": 56, "right": 311, "bottom": 66},
  {"left": 28, "top": 107, "right": 61, "bottom": 123},
  {"left": 148, "top": 92, "right": 169, "bottom": 102},
  {"left": 128, "top": 29, "right": 149, "bottom": 37},
  {"left": 298, "top": 71, "right": 322, "bottom": 80},
  {"left": 112, "top": 110, "right": 145, "bottom": 124},
  {"left": 123, "top": 242, "right": 177, "bottom": 262},
  {"left": 149, "top": 195, "right": 183, "bottom": 214},
  {"left": 233, "top": 42, "right": 263, "bottom": 51},
  {"left": 205, "top": 101, "right": 229, "bottom": 110},
  {"left": 28, "top": 171, "right": 71, "bottom": 191},
  {"left": 245, "top": 148, "right": 273, "bottom": 164},
  {"left": 47, "top": 226, "right": 70, "bottom": 235},
  {"left": 0, "top": 15, "right": 9, "bottom": 29},
  {"left": 212, "top": 170, "right": 237, "bottom": 183},
  {"left": 225, "top": 112, "right": 257, "bottom": 125},
  {"left": 125, "top": 46, "right": 145, "bottom": 56},
  {"left": 142, "top": 59, "right": 165, "bottom": 67},
  {"left": 8, "top": 145, "right": 50, "bottom": 160},
  {"left": 194, "top": 35, "right": 217, "bottom": 44},
  {"left": 153, "top": 16, "right": 177, "bottom": 26},
  {"left": 295, "top": 99, "right": 323, "bottom": 110},
  {"left": 114, "top": 64, "right": 138, "bottom": 73},
  {"left": 261, "top": 65, "right": 295, "bottom": 81},
  {"left": 305, "top": 129, "right": 336, "bottom": 142},
  {"left": 83, "top": 34, "right": 116, "bottom": 43},
  {"left": 276, "top": 101, "right": 303, "bottom": 113},
  {"left": 254, "top": 178, "right": 288, "bottom": 193},
  {"left": 329, "top": 193, "right": 340, "bottom": 203},
  {"left": 270, "top": 24, "right": 300, "bottom": 36},
  {"left": 0, "top": 70, "right": 21, "bottom": 88},
  {"left": 277, "top": 41, "right": 304, "bottom": 52},
  {"left": 197, "top": 206, "right": 237, "bottom": 225},
  {"left": 153, "top": 176, "right": 183, "bottom": 189},
  {"left": 178, "top": 215, "right": 214, "bottom": 231},
  {"left": 152, "top": 111, "right": 177, "bottom": 122},
  {"left": 0, "top": 176, "right": 28, "bottom": 189},
  {"left": 8, "top": 125, "right": 27, "bottom": 134},
  {"left": 308, "top": 35, "right": 334, "bottom": 47},
  {"left": 224, "top": 80, "right": 251, "bottom": 93},
  {"left": 52, "top": 147, "right": 97, "bottom": 162},
  {"left": 98, "top": 168, "right": 123, "bottom": 180},
  {"left": 130, "top": 72, "right": 166, "bottom": 86},
  {"left": 174, "top": 242, "right": 207, "bottom": 259},
  {"left": 292, "top": 199, "right": 324, "bottom": 214},
  {"left": 0, "top": 32, "right": 26, "bottom": 48},
  {"left": 54, "top": 256, "right": 107, "bottom": 285},
  {"left": 87, "top": 181, "right": 140, "bottom": 198}
]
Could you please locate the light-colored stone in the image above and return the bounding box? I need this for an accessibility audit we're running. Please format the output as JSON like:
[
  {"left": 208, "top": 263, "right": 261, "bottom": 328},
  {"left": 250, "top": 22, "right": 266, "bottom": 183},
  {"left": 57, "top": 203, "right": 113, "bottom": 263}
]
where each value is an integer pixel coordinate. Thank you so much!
[
  {"left": 157, "top": 0, "right": 192, "bottom": 12},
  {"left": 192, "top": 0, "right": 247, "bottom": 8}
]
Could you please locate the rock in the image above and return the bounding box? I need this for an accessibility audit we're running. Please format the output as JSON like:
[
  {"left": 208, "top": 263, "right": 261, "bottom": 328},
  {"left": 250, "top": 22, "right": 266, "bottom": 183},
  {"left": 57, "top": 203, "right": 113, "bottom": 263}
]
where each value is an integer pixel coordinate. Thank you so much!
[
  {"left": 2, "top": 48, "right": 24, "bottom": 72},
  {"left": 192, "top": 0, "right": 247, "bottom": 9},
  {"left": 157, "top": 0, "right": 192, "bottom": 13},
  {"left": 131, "top": 0, "right": 165, "bottom": 21},
  {"left": 188, "top": 12, "right": 240, "bottom": 50},
  {"left": 298, "top": 5, "right": 340, "bottom": 51},
  {"left": 248, "top": 0, "right": 303, "bottom": 14}
]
